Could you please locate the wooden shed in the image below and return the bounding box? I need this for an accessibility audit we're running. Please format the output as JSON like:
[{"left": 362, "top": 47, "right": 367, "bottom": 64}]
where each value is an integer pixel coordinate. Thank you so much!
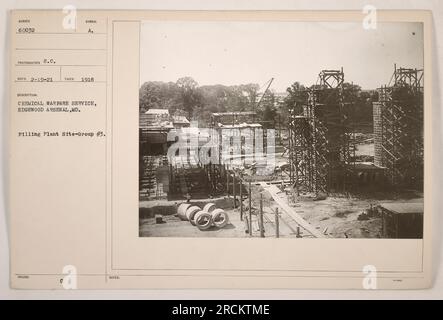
[{"left": 378, "top": 202, "right": 423, "bottom": 239}]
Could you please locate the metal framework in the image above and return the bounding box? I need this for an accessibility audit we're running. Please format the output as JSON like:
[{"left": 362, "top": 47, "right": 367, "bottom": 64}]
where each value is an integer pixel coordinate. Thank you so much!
[
  {"left": 375, "top": 65, "right": 424, "bottom": 188},
  {"left": 289, "top": 68, "right": 355, "bottom": 194},
  {"left": 210, "top": 112, "right": 258, "bottom": 127}
]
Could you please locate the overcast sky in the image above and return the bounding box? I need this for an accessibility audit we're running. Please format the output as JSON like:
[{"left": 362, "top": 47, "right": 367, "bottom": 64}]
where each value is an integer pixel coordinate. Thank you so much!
[{"left": 140, "top": 21, "right": 423, "bottom": 92}]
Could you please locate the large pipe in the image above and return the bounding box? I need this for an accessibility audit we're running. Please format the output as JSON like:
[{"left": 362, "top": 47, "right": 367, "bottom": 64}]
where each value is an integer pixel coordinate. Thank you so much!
[
  {"left": 194, "top": 211, "right": 213, "bottom": 230},
  {"left": 177, "top": 203, "right": 192, "bottom": 220},
  {"left": 211, "top": 208, "right": 229, "bottom": 228},
  {"left": 186, "top": 206, "right": 201, "bottom": 224},
  {"left": 202, "top": 203, "right": 216, "bottom": 213}
]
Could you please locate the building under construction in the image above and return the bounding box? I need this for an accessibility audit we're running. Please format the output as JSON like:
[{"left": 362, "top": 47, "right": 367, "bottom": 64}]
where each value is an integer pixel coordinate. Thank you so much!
[
  {"left": 373, "top": 65, "right": 424, "bottom": 189},
  {"left": 140, "top": 111, "right": 269, "bottom": 201},
  {"left": 288, "top": 66, "right": 424, "bottom": 194},
  {"left": 288, "top": 68, "right": 356, "bottom": 194},
  {"left": 210, "top": 111, "right": 266, "bottom": 166},
  {"left": 140, "top": 67, "right": 424, "bottom": 239}
]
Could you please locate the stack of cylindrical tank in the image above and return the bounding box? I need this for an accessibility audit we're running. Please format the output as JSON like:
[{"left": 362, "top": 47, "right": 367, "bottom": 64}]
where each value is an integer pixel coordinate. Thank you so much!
[{"left": 177, "top": 203, "right": 229, "bottom": 230}]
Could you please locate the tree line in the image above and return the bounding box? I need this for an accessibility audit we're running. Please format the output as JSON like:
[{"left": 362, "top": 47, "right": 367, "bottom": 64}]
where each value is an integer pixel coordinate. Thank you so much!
[{"left": 139, "top": 77, "right": 376, "bottom": 128}]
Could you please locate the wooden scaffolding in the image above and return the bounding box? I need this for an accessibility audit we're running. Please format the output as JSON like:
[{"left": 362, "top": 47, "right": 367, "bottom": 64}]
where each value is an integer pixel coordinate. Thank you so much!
[
  {"left": 289, "top": 68, "right": 355, "bottom": 194},
  {"left": 375, "top": 65, "right": 424, "bottom": 188}
]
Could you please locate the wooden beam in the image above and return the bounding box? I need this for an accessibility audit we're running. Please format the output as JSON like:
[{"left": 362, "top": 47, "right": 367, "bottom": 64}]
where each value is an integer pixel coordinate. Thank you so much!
[{"left": 259, "top": 182, "right": 325, "bottom": 238}]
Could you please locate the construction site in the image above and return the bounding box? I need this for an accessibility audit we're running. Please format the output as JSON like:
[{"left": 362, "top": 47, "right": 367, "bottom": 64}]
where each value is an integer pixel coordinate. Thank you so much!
[{"left": 139, "top": 65, "right": 424, "bottom": 239}]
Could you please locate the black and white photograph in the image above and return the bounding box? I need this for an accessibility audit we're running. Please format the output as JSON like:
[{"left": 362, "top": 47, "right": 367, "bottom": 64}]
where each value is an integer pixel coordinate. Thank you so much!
[
  {"left": 5, "top": 5, "right": 439, "bottom": 294},
  {"left": 138, "top": 20, "right": 424, "bottom": 239}
]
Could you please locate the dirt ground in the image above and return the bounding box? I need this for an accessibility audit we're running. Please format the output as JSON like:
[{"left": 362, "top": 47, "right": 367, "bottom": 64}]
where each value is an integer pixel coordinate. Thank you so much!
[
  {"left": 288, "top": 196, "right": 381, "bottom": 238},
  {"left": 139, "top": 206, "right": 247, "bottom": 238},
  {"left": 139, "top": 190, "right": 423, "bottom": 239},
  {"left": 139, "top": 132, "right": 422, "bottom": 239}
]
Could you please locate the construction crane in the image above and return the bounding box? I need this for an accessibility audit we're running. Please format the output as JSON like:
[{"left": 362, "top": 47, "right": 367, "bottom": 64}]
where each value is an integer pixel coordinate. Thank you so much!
[{"left": 254, "top": 77, "right": 274, "bottom": 113}]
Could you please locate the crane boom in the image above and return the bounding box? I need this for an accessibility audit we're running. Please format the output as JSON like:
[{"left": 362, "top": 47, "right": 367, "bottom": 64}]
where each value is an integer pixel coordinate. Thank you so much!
[{"left": 254, "top": 77, "right": 274, "bottom": 112}]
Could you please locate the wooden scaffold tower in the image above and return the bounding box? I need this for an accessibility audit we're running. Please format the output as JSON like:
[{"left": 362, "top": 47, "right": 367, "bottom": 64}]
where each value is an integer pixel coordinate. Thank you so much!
[
  {"left": 289, "top": 68, "right": 356, "bottom": 194},
  {"left": 374, "top": 65, "right": 424, "bottom": 188}
]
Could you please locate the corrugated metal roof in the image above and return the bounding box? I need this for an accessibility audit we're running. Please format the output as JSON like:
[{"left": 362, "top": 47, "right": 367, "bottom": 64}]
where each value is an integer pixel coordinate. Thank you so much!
[
  {"left": 212, "top": 111, "right": 257, "bottom": 116},
  {"left": 140, "top": 112, "right": 173, "bottom": 129},
  {"left": 217, "top": 123, "right": 262, "bottom": 128},
  {"left": 172, "top": 115, "right": 190, "bottom": 124},
  {"left": 379, "top": 202, "right": 423, "bottom": 214},
  {"left": 146, "top": 108, "right": 169, "bottom": 115}
]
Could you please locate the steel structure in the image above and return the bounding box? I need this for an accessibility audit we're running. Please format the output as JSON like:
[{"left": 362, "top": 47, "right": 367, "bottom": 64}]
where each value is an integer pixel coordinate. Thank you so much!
[
  {"left": 374, "top": 65, "right": 424, "bottom": 188},
  {"left": 289, "top": 68, "right": 355, "bottom": 194}
]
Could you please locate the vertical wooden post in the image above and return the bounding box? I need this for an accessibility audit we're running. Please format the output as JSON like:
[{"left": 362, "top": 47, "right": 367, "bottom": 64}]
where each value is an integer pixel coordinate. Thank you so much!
[
  {"left": 248, "top": 181, "right": 252, "bottom": 237},
  {"left": 381, "top": 209, "right": 385, "bottom": 238},
  {"left": 288, "top": 123, "right": 292, "bottom": 183},
  {"left": 296, "top": 226, "right": 301, "bottom": 238},
  {"left": 253, "top": 129, "right": 256, "bottom": 162},
  {"left": 233, "top": 171, "right": 236, "bottom": 208},
  {"left": 275, "top": 208, "right": 279, "bottom": 238},
  {"left": 226, "top": 169, "right": 229, "bottom": 196},
  {"left": 239, "top": 177, "right": 243, "bottom": 220},
  {"left": 259, "top": 194, "right": 264, "bottom": 238},
  {"left": 156, "top": 179, "right": 159, "bottom": 199},
  {"left": 244, "top": 215, "right": 249, "bottom": 234}
]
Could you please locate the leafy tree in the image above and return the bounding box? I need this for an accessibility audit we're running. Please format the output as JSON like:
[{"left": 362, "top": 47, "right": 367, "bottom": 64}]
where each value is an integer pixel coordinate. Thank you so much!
[
  {"left": 257, "top": 90, "right": 277, "bottom": 129},
  {"left": 239, "top": 83, "right": 260, "bottom": 109},
  {"left": 341, "top": 83, "right": 377, "bottom": 125},
  {"left": 139, "top": 77, "right": 376, "bottom": 130},
  {"left": 176, "top": 77, "right": 202, "bottom": 119},
  {"left": 139, "top": 81, "right": 181, "bottom": 113},
  {"left": 283, "top": 82, "right": 308, "bottom": 116}
]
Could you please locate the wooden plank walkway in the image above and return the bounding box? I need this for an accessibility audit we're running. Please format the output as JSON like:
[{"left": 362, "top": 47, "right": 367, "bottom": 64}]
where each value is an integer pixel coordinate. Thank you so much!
[{"left": 259, "top": 182, "right": 325, "bottom": 238}]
